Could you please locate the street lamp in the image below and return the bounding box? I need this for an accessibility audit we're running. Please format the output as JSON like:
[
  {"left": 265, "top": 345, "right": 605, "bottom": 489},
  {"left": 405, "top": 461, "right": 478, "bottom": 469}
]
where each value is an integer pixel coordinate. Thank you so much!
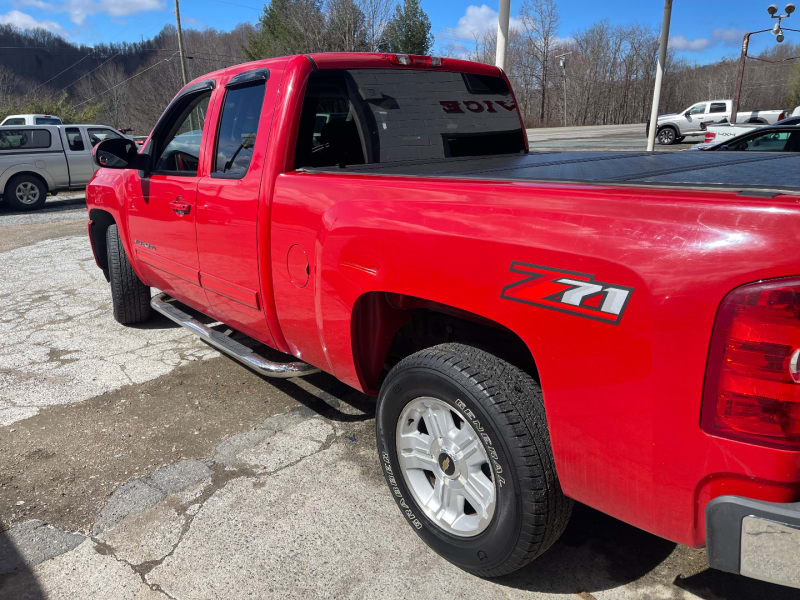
[
  {"left": 731, "top": 4, "right": 797, "bottom": 124},
  {"left": 555, "top": 52, "right": 572, "bottom": 127}
]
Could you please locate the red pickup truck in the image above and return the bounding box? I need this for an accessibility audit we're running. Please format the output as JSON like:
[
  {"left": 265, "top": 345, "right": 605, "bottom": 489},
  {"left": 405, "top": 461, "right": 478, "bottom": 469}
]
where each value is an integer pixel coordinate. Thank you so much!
[{"left": 86, "top": 53, "right": 800, "bottom": 586}]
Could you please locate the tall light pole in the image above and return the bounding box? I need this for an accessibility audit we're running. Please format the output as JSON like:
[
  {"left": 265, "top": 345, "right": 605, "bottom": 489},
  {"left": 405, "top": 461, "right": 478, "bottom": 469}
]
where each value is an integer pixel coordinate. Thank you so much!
[
  {"left": 555, "top": 52, "right": 572, "bottom": 127},
  {"left": 174, "top": 0, "right": 189, "bottom": 87},
  {"left": 647, "top": 0, "right": 673, "bottom": 151},
  {"left": 496, "top": 0, "right": 510, "bottom": 70},
  {"left": 731, "top": 4, "right": 795, "bottom": 124}
]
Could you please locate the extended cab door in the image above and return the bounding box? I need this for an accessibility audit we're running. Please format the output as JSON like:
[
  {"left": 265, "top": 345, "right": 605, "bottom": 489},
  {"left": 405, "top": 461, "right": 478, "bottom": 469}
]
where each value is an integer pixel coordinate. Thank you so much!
[{"left": 127, "top": 85, "right": 214, "bottom": 308}]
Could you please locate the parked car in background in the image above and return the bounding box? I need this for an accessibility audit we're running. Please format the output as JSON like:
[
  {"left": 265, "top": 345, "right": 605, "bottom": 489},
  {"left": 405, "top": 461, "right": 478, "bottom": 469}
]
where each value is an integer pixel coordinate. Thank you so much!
[
  {"left": 0, "top": 114, "right": 63, "bottom": 126},
  {"left": 703, "top": 106, "right": 800, "bottom": 144},
  {"left": 692, "top": 122, "right": 800, "bottom": 152},
  {"left": 0, "top": 123, "right": 124, "bottom": 210},
  {"left": 650, "top": 99, "right": 787, "bottom": 145}
]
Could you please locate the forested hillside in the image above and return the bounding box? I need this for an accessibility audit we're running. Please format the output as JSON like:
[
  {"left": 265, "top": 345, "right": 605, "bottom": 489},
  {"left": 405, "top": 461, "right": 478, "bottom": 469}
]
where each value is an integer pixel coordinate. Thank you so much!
[{"left": 1, "top": 0, "right": 799, "bottom": 133}]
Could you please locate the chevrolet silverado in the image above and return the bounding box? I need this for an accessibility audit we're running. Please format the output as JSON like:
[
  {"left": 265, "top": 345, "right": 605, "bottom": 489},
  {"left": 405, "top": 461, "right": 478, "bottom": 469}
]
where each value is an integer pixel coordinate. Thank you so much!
[{"left": 86, "top": 53, "right": 800, "bottom": 586}]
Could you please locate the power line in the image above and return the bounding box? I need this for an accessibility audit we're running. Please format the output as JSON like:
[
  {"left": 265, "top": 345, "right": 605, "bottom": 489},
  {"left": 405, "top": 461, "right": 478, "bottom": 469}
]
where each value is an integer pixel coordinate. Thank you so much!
[
  {"left": 30, "top": 52, "right": 93, "bottom": 94},
  {"left": 55, "top": 52, "right": 121, "bottom": 92},
  {"left": 74, "top": 53, "right": 179, "bottom": 107}
]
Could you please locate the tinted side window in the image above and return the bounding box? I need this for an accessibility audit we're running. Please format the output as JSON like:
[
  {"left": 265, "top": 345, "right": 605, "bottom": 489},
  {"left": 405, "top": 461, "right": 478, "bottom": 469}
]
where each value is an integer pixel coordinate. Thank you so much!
[
  {"left": 0, "top": 129, "right": 51, "bottom": 150},
  {"left": 213, "top": 81, "right": 266, "bottom": 177},
  {"left": 65, "top": 127, "right": 85, "bottom": 151},
  {"left": 153, "top": 93, "right": 211, "bottom": 175},
  {"left": 3, "top": 118, "right": 25, "bottom": 125},
  {"left": 709, "top": 103, "right": 726, "bottom": 113},
  {"left": 88, "top": 127, "right": 121, "bottom": 146}
]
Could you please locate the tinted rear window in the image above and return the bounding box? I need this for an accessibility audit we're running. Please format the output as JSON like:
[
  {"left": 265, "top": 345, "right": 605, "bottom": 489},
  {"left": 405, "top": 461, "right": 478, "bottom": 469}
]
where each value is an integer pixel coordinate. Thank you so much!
[
  {"left": 295, "top": 69, "right": 524, "bottom": 168},
  {"left": 35, "top": 117, "right": 62, "bottom": 125},
  {"left": 0, "top": 129, "right": 51, "bottom": 150}
]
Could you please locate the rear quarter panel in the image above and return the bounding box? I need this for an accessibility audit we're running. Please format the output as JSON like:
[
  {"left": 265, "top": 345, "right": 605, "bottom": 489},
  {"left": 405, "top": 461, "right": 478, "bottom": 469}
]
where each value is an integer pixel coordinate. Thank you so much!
[{"left": 270, "top": 171, "right": 800, "bottom": 547}]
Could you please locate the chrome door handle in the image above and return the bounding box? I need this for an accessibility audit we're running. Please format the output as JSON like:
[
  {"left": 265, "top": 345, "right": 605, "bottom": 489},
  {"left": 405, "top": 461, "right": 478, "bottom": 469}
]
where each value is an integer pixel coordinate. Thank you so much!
[{"left": 169, "top": 199, "right": 191, "bottom": 216}]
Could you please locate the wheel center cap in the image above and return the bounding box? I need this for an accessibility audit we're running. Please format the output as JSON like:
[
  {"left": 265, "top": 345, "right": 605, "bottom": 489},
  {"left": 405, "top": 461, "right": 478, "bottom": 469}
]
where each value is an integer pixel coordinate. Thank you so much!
[{"left": 438, "top": 452, "right": 456, "bottom": 477}]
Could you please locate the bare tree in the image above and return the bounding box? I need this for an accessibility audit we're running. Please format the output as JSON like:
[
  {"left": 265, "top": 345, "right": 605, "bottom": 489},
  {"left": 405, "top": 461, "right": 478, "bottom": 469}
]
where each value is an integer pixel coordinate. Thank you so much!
[
  {"left": 358, "top": 0, "right": 394, "bottom": 52},
  {"left": 520, "top": 0, "right": 559, "bottom": 124}
]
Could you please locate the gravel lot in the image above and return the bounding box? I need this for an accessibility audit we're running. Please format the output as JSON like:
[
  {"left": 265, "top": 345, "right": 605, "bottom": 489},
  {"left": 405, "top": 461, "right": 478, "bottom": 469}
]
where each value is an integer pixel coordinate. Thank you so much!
[{"left": 0, "top": 167, "right": 794, "bottom": 600}]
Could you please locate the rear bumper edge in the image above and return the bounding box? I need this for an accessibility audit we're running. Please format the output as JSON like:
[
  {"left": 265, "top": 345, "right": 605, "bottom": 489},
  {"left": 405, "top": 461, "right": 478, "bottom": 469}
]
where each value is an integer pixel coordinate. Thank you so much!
[{"left": 706, "top": 495, "right": 800, "bottom": 588}]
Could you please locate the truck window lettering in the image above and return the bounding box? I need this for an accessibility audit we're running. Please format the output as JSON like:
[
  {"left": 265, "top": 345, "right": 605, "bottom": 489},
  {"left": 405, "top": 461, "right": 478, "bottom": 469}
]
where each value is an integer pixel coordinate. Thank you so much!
[
  {"left": 0, "top": 128, "right": 51, "bottom": 150},
  {"left": 87, "top": 128, "right": 121, "bottom": 147},
  {"left": 65, "top": 127, "right": 85, "bottom": 151},
  {"left": 213, "top": 80, "right": 266, "bottom": 177},
  {"left": 153, "top": 93, "right": 211, "bottom": 175},
  {"left": 294, "top": 69, "right": 524, "bottom": 169}
]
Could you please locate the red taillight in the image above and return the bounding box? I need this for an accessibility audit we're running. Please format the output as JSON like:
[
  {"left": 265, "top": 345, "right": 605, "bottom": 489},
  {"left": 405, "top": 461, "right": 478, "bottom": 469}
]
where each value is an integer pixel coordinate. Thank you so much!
[
  {"left": 702, "top": 278, "right": 800, "bottom": 449},
  {"left": 388, "top": 54, "right": 442, "bottom": 67},
  {"left": 705, "top": 131, "right": 716, "bottom": 143}
]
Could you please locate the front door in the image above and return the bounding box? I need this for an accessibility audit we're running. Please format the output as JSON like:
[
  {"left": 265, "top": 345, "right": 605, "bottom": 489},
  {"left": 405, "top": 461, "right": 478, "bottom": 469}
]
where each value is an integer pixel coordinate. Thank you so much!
[
  {"left": 62, "top": 126, "right": 94, "bottom": 186},
  {"left": 127, "top": 90, "right": 212, "bottom": 308}
]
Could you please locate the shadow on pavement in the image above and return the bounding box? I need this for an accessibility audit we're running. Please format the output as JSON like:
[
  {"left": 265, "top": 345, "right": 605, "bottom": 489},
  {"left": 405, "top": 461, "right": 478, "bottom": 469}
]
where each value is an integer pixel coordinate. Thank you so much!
[
  {"left": 0, "top": 529, "right": 45, "bottom": 600},
  {"left": 497, "top": 503, "right": 677, "bottom": 593},
  {"left": 0, "top": 195, "right": 85, "bottom": 215},
  {"left": 674, "top": 567, "right": 799, "bottom": 600}
]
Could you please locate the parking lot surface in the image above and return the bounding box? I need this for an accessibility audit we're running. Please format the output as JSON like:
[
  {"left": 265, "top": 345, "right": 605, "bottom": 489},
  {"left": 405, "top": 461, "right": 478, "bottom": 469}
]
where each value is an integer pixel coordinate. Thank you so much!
[{"left": 0, "top": 156, "right": 794, "bottom": 599}]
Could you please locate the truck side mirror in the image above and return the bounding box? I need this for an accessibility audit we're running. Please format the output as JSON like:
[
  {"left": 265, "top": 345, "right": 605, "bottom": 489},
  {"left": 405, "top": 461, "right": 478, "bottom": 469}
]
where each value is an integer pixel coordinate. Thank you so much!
[
  {"left": 684, "top": 111, "right": 692, "bottom": 117},
  {"left": 93, "top": 138, "right": 148, "bottom": 170}
]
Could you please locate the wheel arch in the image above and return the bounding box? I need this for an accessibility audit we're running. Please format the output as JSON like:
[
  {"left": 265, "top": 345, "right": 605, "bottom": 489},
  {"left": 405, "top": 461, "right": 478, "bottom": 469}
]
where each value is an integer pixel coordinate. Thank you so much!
[
  {"left": 88, "top": 208, "right": 116, "bottom": 275},
  {"left": 350, "top": 291, "right": 539, "bottom": 393},
  {"left": 2, "top": 169, "right": 52, "bottom": 197}
]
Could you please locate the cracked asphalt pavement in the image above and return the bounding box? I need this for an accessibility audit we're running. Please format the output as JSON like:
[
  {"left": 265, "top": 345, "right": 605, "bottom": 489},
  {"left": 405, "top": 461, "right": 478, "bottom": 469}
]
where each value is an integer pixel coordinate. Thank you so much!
[{"left": 1, "top": 195, "right": 796, "bottom": 600}]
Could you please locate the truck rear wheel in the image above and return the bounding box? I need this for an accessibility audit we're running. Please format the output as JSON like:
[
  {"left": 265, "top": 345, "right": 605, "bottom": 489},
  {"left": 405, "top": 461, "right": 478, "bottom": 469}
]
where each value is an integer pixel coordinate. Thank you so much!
[
  {"left": 106, "top": 224, "right": 151, "bottom": 325},
  {"left": 376, "top": 343, "right": 572, "bottom": 577},
  {"left": 4, "top": 174, "right": 47, "bottom": 211}
]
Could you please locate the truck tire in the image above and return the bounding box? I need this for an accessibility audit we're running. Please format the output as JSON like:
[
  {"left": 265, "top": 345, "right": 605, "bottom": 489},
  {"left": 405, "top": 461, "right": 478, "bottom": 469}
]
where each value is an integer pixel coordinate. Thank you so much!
[
  {"left": 376, "top": 343, "right": 572, "bottom": 577},
  {"left": 106, "top": 224, "right": 151, "bottom": 325},
  {"left": 4, "top": 174, "right": 47, "bottom": 211},
  {"left": 656, "top": 126, "right": 677, "bottom": 145}
]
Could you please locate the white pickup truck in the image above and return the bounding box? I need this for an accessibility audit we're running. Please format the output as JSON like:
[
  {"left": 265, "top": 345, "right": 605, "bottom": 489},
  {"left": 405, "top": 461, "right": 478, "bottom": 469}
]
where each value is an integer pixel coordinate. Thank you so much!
[
  {"left": 651, "top": 99, "right": 787, "bottom": 145},
  {"left": 0, "top": 123, "right": 124, "bottom": 210}
]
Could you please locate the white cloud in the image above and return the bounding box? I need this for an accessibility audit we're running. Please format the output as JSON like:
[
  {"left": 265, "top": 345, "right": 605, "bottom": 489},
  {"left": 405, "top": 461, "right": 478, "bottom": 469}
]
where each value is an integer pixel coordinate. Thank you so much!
[
  {"left": 58, "top": 0, "right": 165, "bottom": 25},
  {"left": 669, "top": 34, "right": 712, "bottom": 51},
  {"left": 712, "top": 27, "right": 746, "bottom": 44},
  {"left": 18, "top": 0, "right": 56, "bottom": 9},
  {"left": 442, "top": 4, "right": 523, "bottom": 42},
  {"left": 0, "top": 9, "right": 67, "bottom": 36}
]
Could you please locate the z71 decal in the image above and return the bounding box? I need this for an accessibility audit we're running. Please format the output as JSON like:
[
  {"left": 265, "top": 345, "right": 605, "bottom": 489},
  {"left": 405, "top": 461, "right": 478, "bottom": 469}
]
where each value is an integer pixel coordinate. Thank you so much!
[{"left": 501, "top": 262, "right": 633, "bottom": 325}]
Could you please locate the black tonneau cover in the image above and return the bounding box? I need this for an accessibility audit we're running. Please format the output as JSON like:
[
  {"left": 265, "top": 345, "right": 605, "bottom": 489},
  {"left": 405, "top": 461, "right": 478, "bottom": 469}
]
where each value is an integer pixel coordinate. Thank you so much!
[{"left": 304, "top": 151, "right": 800, "bottom": 195}]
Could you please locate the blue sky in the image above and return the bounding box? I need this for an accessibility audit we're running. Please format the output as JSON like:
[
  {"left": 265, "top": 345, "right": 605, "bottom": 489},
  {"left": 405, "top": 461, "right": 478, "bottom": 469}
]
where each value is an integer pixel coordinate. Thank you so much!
[{"left": 0, "top": 0, "right": 793, "bottom": 64}]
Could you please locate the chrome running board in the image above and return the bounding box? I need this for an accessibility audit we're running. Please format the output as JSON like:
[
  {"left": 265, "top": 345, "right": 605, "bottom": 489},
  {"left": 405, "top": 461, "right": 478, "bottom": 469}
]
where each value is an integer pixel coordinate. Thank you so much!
[{"left": 150, "top": 293, "right": 319, "bottom": 379}]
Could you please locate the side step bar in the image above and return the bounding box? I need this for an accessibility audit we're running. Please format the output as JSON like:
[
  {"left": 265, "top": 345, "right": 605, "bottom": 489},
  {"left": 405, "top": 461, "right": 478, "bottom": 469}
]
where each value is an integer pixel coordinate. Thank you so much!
[{"left": 150, "top": 293, "right": 319, "bottom": 379}]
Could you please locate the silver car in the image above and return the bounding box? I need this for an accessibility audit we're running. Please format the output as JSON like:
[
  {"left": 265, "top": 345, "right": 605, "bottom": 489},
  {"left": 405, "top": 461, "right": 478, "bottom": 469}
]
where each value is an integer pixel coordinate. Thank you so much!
[{"left": 0, "top": 124, "right": 124, "bottom": 211}]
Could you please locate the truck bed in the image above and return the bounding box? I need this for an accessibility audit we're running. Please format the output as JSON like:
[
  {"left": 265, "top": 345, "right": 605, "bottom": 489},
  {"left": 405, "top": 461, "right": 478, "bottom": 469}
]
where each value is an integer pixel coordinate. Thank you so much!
[{"left": 305, "top": 151, "right": 800, "bottom": 195}]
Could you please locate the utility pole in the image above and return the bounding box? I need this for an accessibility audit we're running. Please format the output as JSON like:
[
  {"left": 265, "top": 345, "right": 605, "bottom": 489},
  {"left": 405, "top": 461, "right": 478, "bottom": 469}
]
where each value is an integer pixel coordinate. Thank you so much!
[
  {"left": 175, "top": 0, "right": 189, "bottom": 87},
  {"left": 646, "top": 0, "right": 673, "bottom": 151},
  {"left": 496, "top": 0, "right": 510, "bottom": 70}
]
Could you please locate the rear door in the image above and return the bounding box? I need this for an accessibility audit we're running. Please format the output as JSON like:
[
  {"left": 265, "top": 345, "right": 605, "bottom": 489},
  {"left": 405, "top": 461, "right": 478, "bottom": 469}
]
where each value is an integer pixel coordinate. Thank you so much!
[{"left": 127, "top": 85, "right": 214, "bottom": 308}]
